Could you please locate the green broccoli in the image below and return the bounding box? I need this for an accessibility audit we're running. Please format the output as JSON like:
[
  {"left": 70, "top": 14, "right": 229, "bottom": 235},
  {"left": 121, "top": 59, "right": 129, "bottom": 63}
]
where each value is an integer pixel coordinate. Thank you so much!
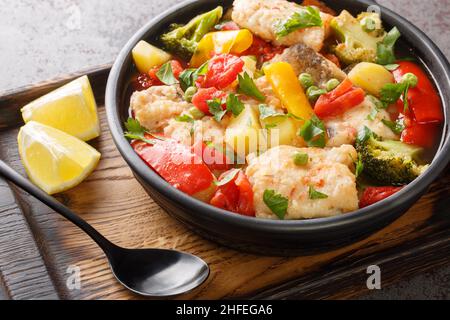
[
  {"left": 330, "top": 10, "right": 385, "bottom": 65},
  {"left": 160, "top": 6, "right": 223, "bottom": 60},
  {"left": 356, "top": 128, "right": 429, "bottom": 185}
]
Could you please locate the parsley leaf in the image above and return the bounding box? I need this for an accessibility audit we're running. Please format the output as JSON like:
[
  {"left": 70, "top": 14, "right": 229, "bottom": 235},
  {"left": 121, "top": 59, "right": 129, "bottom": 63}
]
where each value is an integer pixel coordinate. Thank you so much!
[
  {"left": 275, "top": 6, "right": 323, "bottom": 38},
  {"left": 356, "top": 126, "right": 373, "bottom": 145},
  {"left": 308, "top": 186, "right": 328, "bottom": 200},
  {"left": 382, "top": 118, "right": 405, "bottom": 135},
  {"left": 226, "top": 94, "right": 245, "bottom": 117},
  {"left": 156, "top": 62, "right": 179, "bottom": 85},
  {"left": 214, "top": 169, "right": 240, "bottom": 187},
  {"left": 238, "top": 72, "right": 266, "bottom": 102},
  {"left": 208, "top": 98, "right": 227, "bottom": 122},
  {"left": 175, "top": 114, "right": 195, "bottom": 124},
  {"left": 376, "top": 27, "right": 401, "bottom": 65},
  {"left": 124, "top": 118, "right": 157, "bottom": 145},
  {"left": 179, "top": 61, "right": 209, "bottom": 91},
  {"left": 263, "top": 189, "right": 289, "bottom": 220},
  {"left": 298, "top": 115, "right": 326, "bottom": 148},
  {"left": 293, "top": 152, "right": 309, "bottom": 166},
  {"left": 259, "top": 104, "right": 286, "bottom": 120}
]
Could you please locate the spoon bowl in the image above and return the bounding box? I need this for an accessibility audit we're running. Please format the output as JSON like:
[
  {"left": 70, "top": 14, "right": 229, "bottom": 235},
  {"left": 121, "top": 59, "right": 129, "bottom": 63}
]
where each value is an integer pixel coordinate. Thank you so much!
[
  {"left": 0, "top": 159, "right": 210, "bottom": 298},
  {"left": 109, "top": 247, "right": 210, "bottom": 297}
]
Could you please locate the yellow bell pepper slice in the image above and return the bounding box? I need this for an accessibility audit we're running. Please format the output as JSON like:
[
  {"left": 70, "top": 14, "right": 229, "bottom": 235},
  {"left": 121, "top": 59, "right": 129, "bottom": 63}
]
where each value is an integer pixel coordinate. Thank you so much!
[
  {"left": 264, "top": 62, "right": 314, "bottom": 122},
  {"left": 190, "top": 30, "right": 253, "bottom": 67}
]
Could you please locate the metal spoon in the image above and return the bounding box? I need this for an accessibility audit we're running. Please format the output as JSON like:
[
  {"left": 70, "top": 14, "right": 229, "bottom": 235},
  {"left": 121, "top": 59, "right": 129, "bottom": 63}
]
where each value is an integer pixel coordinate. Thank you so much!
[{"left": 0, "top": 160, "right": 210, "bottom": 297}]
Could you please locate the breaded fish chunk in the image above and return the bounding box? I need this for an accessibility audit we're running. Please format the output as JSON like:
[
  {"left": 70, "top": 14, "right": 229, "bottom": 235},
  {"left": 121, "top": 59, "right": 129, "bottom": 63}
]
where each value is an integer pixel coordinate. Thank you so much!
[
  {"left": 246, "top": 145, "right": 359, "bottom": 219},
  {"left": 325, "top": 96, "right": 399, "bottom": 147},
  {"left": 130, "top": 85, "right": 190, "bottom": 132},
  {"left": 232, "top": 0, "right": 332, "bottom": 51}
]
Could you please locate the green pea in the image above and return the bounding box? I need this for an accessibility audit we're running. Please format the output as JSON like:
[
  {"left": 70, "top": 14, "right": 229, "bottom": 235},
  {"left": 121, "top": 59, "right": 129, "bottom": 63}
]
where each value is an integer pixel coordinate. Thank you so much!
[
  {"left": 326, "top": 79, "right": 340, "bottom": 92},
  {"left": 184, "top": 86, "right": 198, "bottom": 103},
  {"left": 402, "top": 73, "right": 418, "bottom": 87},
  {"left": 306, "top": 86, "right": 326, "bottom": 101},
  {"left": 293, "top": 152, "right": 309, "bottom": 166},
  {"left": 299, "top": 73, "right": 314, "bottom": 89},
  {"left": 188, "top": 107, "right": 205, "bottom": 120}
]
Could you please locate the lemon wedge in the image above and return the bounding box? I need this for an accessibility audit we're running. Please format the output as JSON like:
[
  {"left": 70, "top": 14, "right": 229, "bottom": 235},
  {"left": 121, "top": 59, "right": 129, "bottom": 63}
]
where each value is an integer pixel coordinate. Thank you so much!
[
  {"left": 21, "top": 75, "right": 100, "bottom": 141},
  {"left": 18, "top": 121, "right": 101, "bottom": 195}
]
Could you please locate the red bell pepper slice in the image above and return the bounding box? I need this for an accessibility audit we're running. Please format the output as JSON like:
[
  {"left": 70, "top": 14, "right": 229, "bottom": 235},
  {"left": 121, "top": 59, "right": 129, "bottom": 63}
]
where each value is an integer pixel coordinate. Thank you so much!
[
  {"left": 210, "top": 170, "right": 255, "bottom": 217},
  {"left": 392, "top": 61, "right": 443, "bottom": 124},
  {"left": 192, "top": 87, "right": 227, "bottom": 114},
  {"left": 132, "top": 137, "right": 216, "bottom": 200},
  {"left": 198, "top": 54, "right": 245, "bottom": 90},
  {"left": 401, "top": 114, "right": 441, "bottom": 148},
  {"left": 359, "top": 186, "right": 404, "bottom": 208},
  {"left": 314, "top": 79, "right": 366, "bottom": 119},
  {"left": 193, "top": 141, "right": 233, "bottom": 172}
]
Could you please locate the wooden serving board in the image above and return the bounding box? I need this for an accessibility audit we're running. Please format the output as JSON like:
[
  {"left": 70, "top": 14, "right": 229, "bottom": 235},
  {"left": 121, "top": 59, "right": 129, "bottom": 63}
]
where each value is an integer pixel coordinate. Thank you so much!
[{"left": 0, "top": 64, "right": 449, "bottom": 300}]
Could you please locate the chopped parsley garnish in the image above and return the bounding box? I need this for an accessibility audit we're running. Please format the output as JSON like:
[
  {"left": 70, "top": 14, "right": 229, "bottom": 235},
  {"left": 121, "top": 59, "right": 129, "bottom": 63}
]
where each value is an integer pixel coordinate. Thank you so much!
[
  {"left": 124, "top": 118, "right": 157, "bottom": 144},
  {"left": 274, "top": 6, "right": 323, "bottom": 38},
  {"left": 207, "top": 98, "right": 227, "bottom": 123},
  {"left": 226, "top": 93, "right": 245, "bottom": 117},
  {"left": 179, "top": 61, "right": 209, "bottom": 91},
  {"left": 308, "top": 186, "right": 328, "bottom": 200},
  {"left": 238, "top": 72, "right": 266, "bottom": 102},
  {"left": 382, "top": 118, "right": 405, "bottom": 135},
  {"left": 259, "top": 104, "right": 286, "bottom": 120},
  {"left": 298, "top": 115, "right": 326, "bottom": 148},
  {"left": 380, "top": 72, "right": 418, "bottom": 112},
  {"left": 175, "top": 114, "right": 195, "bottom": 124},
  {"left": 263, "top": 189, "right": 289, "bottom": 220},
  {"left": 156, "top": 62, "right": 179, "bottom": 85}
]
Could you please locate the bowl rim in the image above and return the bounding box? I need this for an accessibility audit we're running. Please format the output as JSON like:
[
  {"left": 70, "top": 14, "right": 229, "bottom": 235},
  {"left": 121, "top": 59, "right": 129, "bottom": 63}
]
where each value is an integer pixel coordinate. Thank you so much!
[{"left": 105, "top": 0, "right": 450, "bottom": 234}]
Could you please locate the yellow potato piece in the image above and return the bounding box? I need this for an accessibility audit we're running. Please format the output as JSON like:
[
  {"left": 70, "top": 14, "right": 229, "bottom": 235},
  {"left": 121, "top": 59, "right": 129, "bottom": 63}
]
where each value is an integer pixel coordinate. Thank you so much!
[
  {"left": 21, "top": 76, "right": 100, "bottom": 141},
  {"left": 18, "top": 121, "right": 101, "bottom": 195},
  {"left": 132, "top": 40, "right": 171, "bottom": 73},
  {"left": 348, "top": 62, "right": 395, "bottom": 96},
  {"left": 262, "top": 116, "right": 298, "bottom": 148},
  {"left": 225, "top": 105, "right": 265, "bottom": 158}
]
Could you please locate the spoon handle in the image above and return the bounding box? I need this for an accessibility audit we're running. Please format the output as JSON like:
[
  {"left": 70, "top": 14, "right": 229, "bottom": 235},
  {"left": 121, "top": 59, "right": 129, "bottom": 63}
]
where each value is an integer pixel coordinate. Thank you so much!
[{"left": 0, "top": 159, "right": 116, "bottom": 253}]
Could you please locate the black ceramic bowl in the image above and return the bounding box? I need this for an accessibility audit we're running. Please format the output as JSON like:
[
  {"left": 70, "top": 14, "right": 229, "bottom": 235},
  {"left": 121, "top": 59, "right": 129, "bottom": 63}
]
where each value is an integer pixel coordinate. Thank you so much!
[{"left": 106, "top": 0, "right": 450, "bottom": 255}]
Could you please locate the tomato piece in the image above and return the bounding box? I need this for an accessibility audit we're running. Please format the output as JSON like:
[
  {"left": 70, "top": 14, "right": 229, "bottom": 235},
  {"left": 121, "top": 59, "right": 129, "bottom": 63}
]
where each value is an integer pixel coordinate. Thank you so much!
[
  {"left": 315, "top": 79, "right": 365, "bottom": 119},
  {"left": 322, "top": 53, "right": 341, "bottom": 69},
  {"left": 192, "top": 141, "right": 232, "bottom": 171},
  {"left": 192, "top": 87, "right": 227, "bottom": 114},
  {"left": 401, "top": 116, "right": 440, "bottom": 148},
  {"left": 392, "top": 61, "right": 443, "bottom": 124},
  {"left": 241, "top": 36, "right": 285, "bottom": 63},
  {"left": 131, "top": 138, "right": 215, "bottom": 198},
  {"left": 210, "top": 170, "right": 255, "bottom": 216},
  {"left": 200, "top": 54, "right": 244, "bottom": 89},
  {"left": 360, "top": 186, "right": 404, "bottom": 208}
]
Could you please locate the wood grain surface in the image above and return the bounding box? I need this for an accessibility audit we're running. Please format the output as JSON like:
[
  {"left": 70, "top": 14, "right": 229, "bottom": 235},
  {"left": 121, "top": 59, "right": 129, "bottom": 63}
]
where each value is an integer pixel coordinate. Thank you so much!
[
  {"left": 0, "top": 65, "right": 449, "bottom": 300},
  {"left": 0, "top": 0, "right": 450, "bottom": 300}
]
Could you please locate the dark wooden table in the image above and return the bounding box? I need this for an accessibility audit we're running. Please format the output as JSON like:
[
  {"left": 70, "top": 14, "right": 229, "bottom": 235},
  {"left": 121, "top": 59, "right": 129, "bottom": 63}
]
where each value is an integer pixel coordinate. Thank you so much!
[{"left": 0, "top": 0, "right": 449, "bottom": 300}]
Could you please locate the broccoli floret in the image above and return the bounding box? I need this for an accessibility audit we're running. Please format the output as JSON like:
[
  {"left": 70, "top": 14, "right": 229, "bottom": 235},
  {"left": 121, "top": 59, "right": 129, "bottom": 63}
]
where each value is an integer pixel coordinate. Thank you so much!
[
  {"left": 330, "top": 10, "right": 385, "bottom": 65},
  {"left": 356, "top": 130, "right": 429, "bottom": 185},
  {"left": 160, "top": 6, "right": 223, "bottom": 60}
]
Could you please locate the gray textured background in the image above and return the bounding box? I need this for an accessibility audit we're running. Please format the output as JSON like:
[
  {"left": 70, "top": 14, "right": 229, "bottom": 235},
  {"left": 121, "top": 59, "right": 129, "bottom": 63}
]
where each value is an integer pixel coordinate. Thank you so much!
[{"left": 0, "top": 0, "right": 449, "bottom": 299}]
